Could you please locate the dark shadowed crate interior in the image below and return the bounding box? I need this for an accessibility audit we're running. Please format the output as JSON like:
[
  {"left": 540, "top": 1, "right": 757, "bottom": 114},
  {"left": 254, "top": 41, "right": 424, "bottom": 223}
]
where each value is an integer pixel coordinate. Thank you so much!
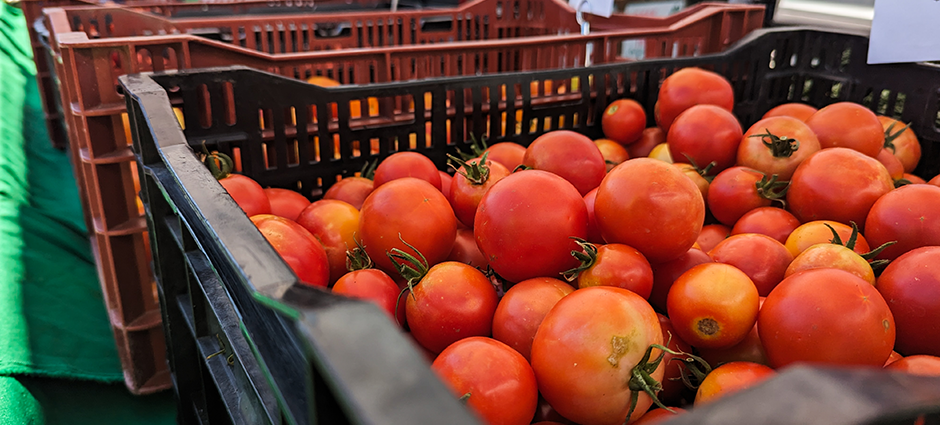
[{"left": 121, "top": 26, "right": 940, "bottom": 424}]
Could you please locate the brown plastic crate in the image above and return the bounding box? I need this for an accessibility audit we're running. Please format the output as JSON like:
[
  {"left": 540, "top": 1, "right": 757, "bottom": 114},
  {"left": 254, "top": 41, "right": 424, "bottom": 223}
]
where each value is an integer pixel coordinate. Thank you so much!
[{"left": 42, "top": 0, "right": 763, "bottom": 396}]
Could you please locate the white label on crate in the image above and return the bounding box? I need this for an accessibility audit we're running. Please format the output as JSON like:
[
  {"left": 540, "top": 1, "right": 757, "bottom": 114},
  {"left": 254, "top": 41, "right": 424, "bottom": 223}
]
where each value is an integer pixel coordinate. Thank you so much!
[
  {"left": 868, "top": 0, "right": 940, "bottom": 64},
  {"left": 622, "top": 0, "right": 685, "bottom": 17},
  {"left": 570, "top": 0, "right": 616, "bottom": 19}
]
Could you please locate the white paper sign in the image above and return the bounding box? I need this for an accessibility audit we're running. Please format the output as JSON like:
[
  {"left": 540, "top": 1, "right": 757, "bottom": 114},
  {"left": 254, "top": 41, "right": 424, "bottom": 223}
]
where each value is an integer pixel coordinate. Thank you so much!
[
  {"left": 570, "top": 0, "right": 616, "bottom": 19},
  {"left": 868, "top": 0, "right": 940, "bottom": 64}
]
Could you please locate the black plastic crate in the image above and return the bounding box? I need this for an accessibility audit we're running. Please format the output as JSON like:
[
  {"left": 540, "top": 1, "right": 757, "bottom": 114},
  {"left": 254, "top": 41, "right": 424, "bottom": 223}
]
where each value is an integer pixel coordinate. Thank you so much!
[{"left": 121, "top": 26, "right": 940, "bottom": 424}]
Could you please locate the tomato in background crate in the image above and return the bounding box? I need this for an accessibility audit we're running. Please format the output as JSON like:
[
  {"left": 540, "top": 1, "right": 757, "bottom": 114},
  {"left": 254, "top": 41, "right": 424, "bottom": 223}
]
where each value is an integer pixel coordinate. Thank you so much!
[
  {"left": 205, "top": 152, "right": 271, "bottom": 217},
  {"left": 447, "top": 152, "right": 510, "bottom": 229},
  {"left": 474, "top": 170, "right": 587, "bottom": 283},
  {"left": 264, "top": 188, "right": 310, "bottom": 222},
  {"left": 322, "top": 167, "right": 374, "bottom": 211},
  {"left": 694, "top": 361, "right": 775, "bottom": 406},
  {"left": 667, "top": 263, "right": 760, "bottom": 349},
  {"left": 296, "top": 199, "right": 361, "bottom": 285},
  {"left": 491, "top": 277, "right": 574, "bottom": 362},
  {"left": 758, "top": 268, "right": 895, "bottom": 369},
  {"left": 786, "top": 147, "right": 893, "bottom": 230},
  {"left": 358, "top": 178, "right": 456, "bottom": 274},
  {"left": 530, "top": 286, "right": 666, "bottom": 425},
  {"left": 708, "top": 233, "right": 792, "bottom": 297},
  {"left": 655, "top": 67, "right": 734, "bottom": 133},
  {"left": 805, "top": 102, "right": 884, "bottom": 157},
  {"left": 761, "top": 102, "right": 817, "bottom": 122},
  {"left": 522, "top": 130, "right": 606, "bottom": 196},
  {"left": 602, "top": 98, "right": 647, "bottom": 146},
  {"left": 332, "top": 256, "right": 400, "bottom": 323},
  {"left": 865, "top": 184, "right": 940, "bottom": 261},
  {"left": 737, "top": 116, "right": 820, "bottom": 181},
  {"left": 481, "top": 142, "right": 527, "bottom": 172},
  {"left": 595, "top": 158, "right": 705, "bottom": 264},
  {"left": 879, "top": 116, "right": 921, "bottom": 173},
  {"left": 373, "top": 151, "right": 443, "bottom": 190},
  {"left": 731, "top": 207, "right": 801, "bottom": 244},
  {"left": 667, "top": 105, "right": 743, "bottom": 174},
  {"left": 251, "top": 214, "right": 330, "bottom": 287},
  {"left": 876, "top": 246, "right": 940, "bottom": 357},
  {"left": 562, "top": 239, "right": 654, "bottom": 299}
]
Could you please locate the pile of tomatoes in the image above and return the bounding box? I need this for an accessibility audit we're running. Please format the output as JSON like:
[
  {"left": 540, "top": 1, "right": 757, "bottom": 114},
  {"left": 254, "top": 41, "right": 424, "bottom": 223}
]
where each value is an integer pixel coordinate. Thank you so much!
[{"left": 207, "top": 66, "right": 940, "bottom": 425}]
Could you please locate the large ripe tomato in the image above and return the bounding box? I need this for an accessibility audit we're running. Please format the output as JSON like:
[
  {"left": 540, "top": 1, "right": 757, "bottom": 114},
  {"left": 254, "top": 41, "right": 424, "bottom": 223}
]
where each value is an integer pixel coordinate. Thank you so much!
[
  {"left": 648, "top": 248, "right": 713, "bottom": 314},
  {"left": 784, "top": 220, "right": 871, "bottom": 257},
  {"left": 296, "top": 199, "right": 361, "bottom": 284},
  {"left": 786, "top": 147, "right": 893, "bottom": 229},
  {"left": 595, "top": 158, "right": 705, "bottom": 264},
  {"left": 531, "top": 286, "right": 665, "bottom": 425},
  {"left": 405, "top": 261, "right": 498, "bottom": 353},
  {"left": 667, "top": 105, "right": 743, "bottom": 174},
  {"left": 332, "top": 268, "right": 400, "bottom": 322},
  {"left": 879, "top": 116, "right": 921, "bottom": 173},
  {"left": 785, "top": 243, "right": 875, "bottom": 285},
  {"left": 372, "top": 151, "right": 442, "bottom": 190},
  {"left": 708, "top": 233, "right": 793, "bottom": 297},
  {"left": 655, "top": 67, "right": 734, "bottom": 133},
  {"left": 220, "top": 174, "right": 271, "bottom": 217},
  {"left": 628, "top": 127, "right": 666, "bottom": 159},
  {"left": 448, "top": 153, "right": 511, "bottom": 228},
  {"left": 522, "top": 130, "right": 607, "bottom": 196},
  {"left": 737, "top": 116, "right": 821, "bottom": 180},
  {"left": 251, "top": 214, "right": 329, "bottom": 287},
  {"left": 667, "top": 263, "right": 760, "bottom": 349},
  {"left": 474, "top": 170, "right": 587, "bottom": 283},
  {"left": 602, "top": 99, "right": 647, "bottom": 145},
  {"left": 707, "top": 166, "right": 788, "bottom": 227},
  {"left": 761, "top": 102, "right": 817, "bottom": 122},
  {"left": 865, "top": 184, "right": 940, "bottom": 261},
  {"left": 759, "top": 268, "right": 895, "bottom": 368},
  {"left": 358, "top": 178, "right": 457, "bottom": 274},
  {"left": 876, "top": 246, "right": 940, "bottom": 356},
  {"left": 694, "top": 361, "right": 775, "bottom": 406},
  {"left": 731, "top": 207, "right": 801, "bottom": 244},
  {"left": 492, "top": 277, "right": 574, "bottom": 361},
  {"left": 432, "top": 337, "right": 538, "bottom": 425},
  {"left": 569, "top": 241, "right": 654, "bottom": 299},
  {"left": 805, "top": 102, "right": 884, "bottom": 157},
  {"left": 263, "top": 188, "right": 310, "bottom": 221},
  {"left": 323, "top": 175, "right": 373, "bottom": 210}
]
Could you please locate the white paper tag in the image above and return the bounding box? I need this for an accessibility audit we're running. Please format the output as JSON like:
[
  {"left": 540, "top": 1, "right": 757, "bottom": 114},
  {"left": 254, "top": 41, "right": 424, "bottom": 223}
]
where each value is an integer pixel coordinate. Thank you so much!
[
  {"left": 623, "top": 0, "right": 685, "bottom": 17},
  {"left": 570, "top": 0, "right": 616, "bottom": 19},
  {"left": 868, "top": 0, "right": 940, "bottom": 64}
]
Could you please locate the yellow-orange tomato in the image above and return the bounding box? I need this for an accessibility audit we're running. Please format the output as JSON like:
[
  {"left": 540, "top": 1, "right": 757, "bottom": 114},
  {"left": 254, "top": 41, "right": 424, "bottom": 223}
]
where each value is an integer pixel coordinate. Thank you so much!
[
  {"left": 595, "top": 138, "right": 630, "bottom": 171},
  {"left": 667, "top": 263, "right": 760, "bottom": 349},
  {"left": 295, "top": 199, "right": 361, "bottom": 285},
  {"left": 786, "top": 243, "right": 876, "bottom": 285},
  {"left": 673, "top": 162, "right": 709, "bottom": 199},
  {"left": 648, "top": 143, "right": 673, "bottom": 163},
  {"left": 879, "top": 115, "right": 921, "bottom": 173},
  {"left": 695, "top": 361, "right": 776, "bottom": 405},
  {"left": 784, "top": 220, "right": 871, "bottom": 258}
]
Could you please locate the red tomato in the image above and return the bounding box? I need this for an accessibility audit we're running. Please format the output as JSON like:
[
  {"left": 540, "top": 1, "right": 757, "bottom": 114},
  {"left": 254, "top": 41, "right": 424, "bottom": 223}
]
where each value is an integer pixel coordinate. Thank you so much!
[
  {"left": 296, "top": 199, "right": 360, "bottom": 284},
  {"left": 648, "top": 248, "right": 713, "bottom": 314},
  {"left": 531, "top": 287, "right": 664, "bottom": 425},
  {"left": 805, "top": 102, "right": 884, "bottom": 157},
  {"left": 358, "top": 178, "right": 457, "bottom": 274},
  {"left": 731, "top": 207, "right": 801, "bottom": 244},
  {"left": 323, "top": 176, "right": 373, "bottom": 210},
  {"left": 656, "top": 314, "right": 695, "bottom": 407},
  {"left": 667, "top": 263, "right": 760, "bottom": 349},
  {"left": 263, "top": 188, "right": 310, "bottom": 221},
  {"left": 595, "top": 158, "right": 705, "bottom": 263},
  {"left": 439, "top": 171, "right": 453, "bottom": 200},
  {"left": 332, "top": 269, "right": 399, "bottom": 321},
  {"left": 786, "top": 243, "right": 875, "bottom": 285},
  {"left": 632, "top": 407, "right": 687, "bottom": 425},
  {"left": 448, "top": 154, "right": 511, "bottom": 228},
  {"left": 602, "top": 98, "right": 647, "bottom": 145},
  {"left": 570, "top": 242, "right": 654, "bottom": 299},
  {"left": 432, "top": 337, "right": 538, "bottom": 425},
  {"left": 696, "top": 223, "right": 730, "bottom": 253},
  {"left": 708, "top": 166, "right": 788, "bottom": 227},
  {"left": 876, "top": 148, "right": 905, "bottom": 181},
  {"left": 492, "top": 277, "right": 574, "bottom": 361},
  {"left": 372, "top": 151, "right": 442, "bottom": 190},
  {"left": 879, "top": 116, "right": 921, "bottom": 173},
  {"left": 474, "top": 170, "right": 587, "bottom": 283},
  {"left": 405, "top": 262, "right": 498, "bottom": 353},
  {"left": 876, "top": 246, "right": 940, "bottom": 356},
  {"left": 221, "top": 174, "right": 271, "bottom": 217},
  {"left": 784, "top": 220, "right": 871, "bottom": 258},
  {"left": 738, "top": 116, "right": 821, "bottom": 180},
  {"left": 484, "top": 142, "right": 527, "bottom": 172},
  {"left": 786, "top": 147, "right": 893, "bottom": 229},
  {"left": 251, "top": 214, "right": 329, "bottom": 287},
  {"left": 695, "top": 361, "right": 775, "bottom": 405},
  {"left": 583, "top": 188, "right": 604, "bottom": 244},
  {"left": 629, "top": 127, "right": 666, "bottom": 159},
  {"left": 522, "top": 130, "right": 607, "bottom": 196},
  {"left": 709, "top": 234, "right": 793, "bottom": 297},
  {"left": 865, "top": 184, "right": 940, "bottom": 261},
  {"left": 595, "top": 138, "right": 630, "bottom": 171},
  {"left": 446, "top": 228, "right": 488, "bottom": 269},
  {"left": 885, "top": 355, "right": 940, "bottom": 376},
  {"left": 762, "top": 102, "right": 817, "bottom": 122},
  {"left": 667, "top": 105, "right": 743, "bottom": 174},
  {"left": 759, "top": 268, "right": 895, "bottom": 368},
  {"left": 904, "top": 173, "right": 927, "bottom": 185},
  {"left": 656, "top": 67, "right": 734, "bottom": 132},
  {"left": 885, "top": 351, "right": 905, "bottom": 367}
]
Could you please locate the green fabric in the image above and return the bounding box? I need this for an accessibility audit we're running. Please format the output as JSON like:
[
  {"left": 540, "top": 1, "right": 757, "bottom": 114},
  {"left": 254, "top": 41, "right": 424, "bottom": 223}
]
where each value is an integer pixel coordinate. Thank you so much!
[{"left": 0, "top": 3, "right": 176, "bottom": 424}]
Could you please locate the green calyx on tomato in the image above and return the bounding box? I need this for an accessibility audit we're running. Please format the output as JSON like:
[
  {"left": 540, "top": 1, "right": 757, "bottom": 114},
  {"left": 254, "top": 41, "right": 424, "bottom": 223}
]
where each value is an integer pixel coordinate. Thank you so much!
[
  {"left": 359, "top": 159, "right": 377, "bottom": 180},
  {"left": 681, "top": 153, "right": 717, "bottom": 181},
  {"left": 749, "top": 128, "right": 801, "bottom": 159},
  {"left": 388, "top": 235, "right": 430, "bottom": 319},
  {"left": 560, "top": 237, "right": 598, "bottom": 282},
  {"left": 824, "top": 222, "right": 896, "bottom": 270},
  {"left": 457, "top": 133, "right": 489, "bottom": 161},
  {"left": 201, "top": 145, "right": 235, "bottom": 180},
  {"left": 448, "top": 151, "right": 492, "bottom": 185},
  {"left": 624, "top": 341, "right": 709, "bottom": 420},
  {"left": 883, "top": 121, "right": 912, "bottom": 154},
  {"left": 754, "top": 173, "right": 789, "bottom": 208},
  {"left": 345, "top": 238, "right": 374, "bottom": 272}
]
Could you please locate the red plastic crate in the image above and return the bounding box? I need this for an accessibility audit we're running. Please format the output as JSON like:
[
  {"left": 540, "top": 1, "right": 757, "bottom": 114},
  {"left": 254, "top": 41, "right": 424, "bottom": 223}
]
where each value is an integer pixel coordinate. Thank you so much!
[{"left": 40, "top": 0, "right": 763, "bottom": 395}]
